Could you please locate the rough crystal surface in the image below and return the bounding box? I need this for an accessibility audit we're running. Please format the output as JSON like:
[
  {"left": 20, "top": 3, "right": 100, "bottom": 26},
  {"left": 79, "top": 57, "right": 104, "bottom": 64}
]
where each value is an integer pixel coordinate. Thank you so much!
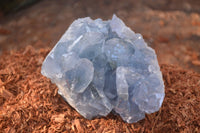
[{"left": 41, "top": 15, "right": 165, "bottom": 123}]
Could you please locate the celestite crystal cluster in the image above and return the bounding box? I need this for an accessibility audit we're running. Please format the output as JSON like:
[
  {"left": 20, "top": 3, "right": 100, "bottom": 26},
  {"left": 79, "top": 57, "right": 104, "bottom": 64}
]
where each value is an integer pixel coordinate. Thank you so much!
[{"left": 41, "top": 15, "right": 165, "bottom": 123}]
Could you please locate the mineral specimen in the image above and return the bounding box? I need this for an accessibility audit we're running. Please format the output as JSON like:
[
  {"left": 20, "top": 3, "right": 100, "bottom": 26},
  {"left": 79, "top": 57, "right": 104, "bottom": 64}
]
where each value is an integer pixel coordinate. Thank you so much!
[{"left": 41, "top": 15, "right": 165, "bottom": 123}]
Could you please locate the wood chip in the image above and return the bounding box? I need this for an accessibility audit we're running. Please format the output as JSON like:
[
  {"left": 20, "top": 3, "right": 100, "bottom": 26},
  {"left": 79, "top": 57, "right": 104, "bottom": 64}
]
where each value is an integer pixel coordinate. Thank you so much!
[
  {"left": 73, "top": 119, "right": 84, "bottom": 133},
  {"left": 192, "top": 60, "right": 200, "bottom": 66}
]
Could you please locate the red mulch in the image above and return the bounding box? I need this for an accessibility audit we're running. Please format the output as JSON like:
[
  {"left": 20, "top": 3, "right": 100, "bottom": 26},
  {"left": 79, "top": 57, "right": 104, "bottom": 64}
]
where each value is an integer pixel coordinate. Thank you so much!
[{"left": 0, "top": 46, "right": 200, "bottom": 133}]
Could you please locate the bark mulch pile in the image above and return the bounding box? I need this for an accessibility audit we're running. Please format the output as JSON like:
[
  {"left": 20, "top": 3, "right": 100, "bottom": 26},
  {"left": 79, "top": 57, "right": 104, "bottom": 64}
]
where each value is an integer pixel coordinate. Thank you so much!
[{"left": 0, "top": 46, "right": 200, "bottom": 133}]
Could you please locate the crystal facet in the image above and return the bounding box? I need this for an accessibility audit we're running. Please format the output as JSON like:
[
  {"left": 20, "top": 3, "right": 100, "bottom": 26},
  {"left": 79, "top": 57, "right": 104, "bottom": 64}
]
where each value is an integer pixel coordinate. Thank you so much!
[{"left": 41, "top": 15, "right": 165, "bottom": 123}]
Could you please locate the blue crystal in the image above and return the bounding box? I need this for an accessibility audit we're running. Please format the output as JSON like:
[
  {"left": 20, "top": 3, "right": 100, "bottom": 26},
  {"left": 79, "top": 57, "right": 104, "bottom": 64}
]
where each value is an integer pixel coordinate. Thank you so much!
[{"left": 41, "top": 14, "right": 165, "bottom": 123}]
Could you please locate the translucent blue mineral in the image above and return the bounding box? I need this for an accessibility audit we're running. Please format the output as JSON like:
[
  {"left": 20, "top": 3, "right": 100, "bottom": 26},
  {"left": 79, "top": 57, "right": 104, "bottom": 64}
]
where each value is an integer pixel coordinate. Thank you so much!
[{"left": 41, "top": 15, "right": 165, "bottom": 123}]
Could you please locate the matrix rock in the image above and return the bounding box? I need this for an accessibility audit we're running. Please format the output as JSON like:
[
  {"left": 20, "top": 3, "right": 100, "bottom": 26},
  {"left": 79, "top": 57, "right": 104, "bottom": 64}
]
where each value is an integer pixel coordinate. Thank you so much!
[{"left": 41, "top": 15, "right": 165, "bottom": 123}]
